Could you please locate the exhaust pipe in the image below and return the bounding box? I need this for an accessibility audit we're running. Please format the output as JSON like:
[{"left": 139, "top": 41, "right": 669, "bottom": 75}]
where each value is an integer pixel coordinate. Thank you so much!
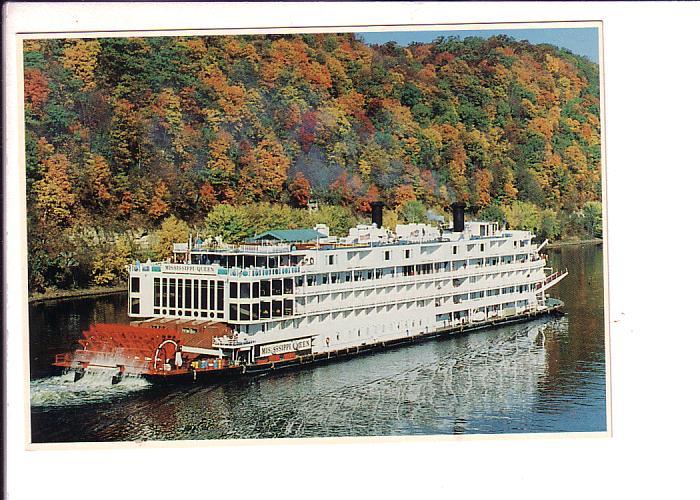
[
  {"left": 370, "top": 201, "right": 384, "bottom": 228},
  {"left": 451, "top": 202, "right": 466, "bottom": 233}
]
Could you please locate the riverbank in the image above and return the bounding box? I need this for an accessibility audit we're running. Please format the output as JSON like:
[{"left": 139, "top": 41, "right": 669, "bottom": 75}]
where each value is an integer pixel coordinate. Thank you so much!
[
  {"left": 29, "top": 285, "right": 128, "bottom": 304},
  {"left": 546, "top": 238, "right": 603, "bottom": 249}
]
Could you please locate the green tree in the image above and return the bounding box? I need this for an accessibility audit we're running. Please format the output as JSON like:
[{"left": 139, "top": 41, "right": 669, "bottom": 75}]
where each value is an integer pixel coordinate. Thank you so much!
[
  {"left": 504, "top": 201, "right": 541, "bottom": 233},
  {"left": 479, "top": 203, "right": 506, "bottom": 225},
  {"left": 204, "top": 204, "right": 250, "bottom": 243},
  {"left": 539, "top": 208, "right": 561, "bottom": 240},
  {"left": 400, "top": 200, "right": 427, "bottom": 223},
  {"left": 581, "top": 201, "right": 603, "bottom": 238}
]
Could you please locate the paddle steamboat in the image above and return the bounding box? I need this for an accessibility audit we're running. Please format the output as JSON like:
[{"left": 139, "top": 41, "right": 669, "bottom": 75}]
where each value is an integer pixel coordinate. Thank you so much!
[{"left": 54, "top": 202, "right": 567, "bottom": 384}]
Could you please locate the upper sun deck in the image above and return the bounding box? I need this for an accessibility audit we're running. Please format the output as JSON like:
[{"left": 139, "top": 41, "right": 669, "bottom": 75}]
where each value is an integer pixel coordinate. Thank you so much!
[{"left": 178, "top": 220, "right": 530, "bottom": 258}]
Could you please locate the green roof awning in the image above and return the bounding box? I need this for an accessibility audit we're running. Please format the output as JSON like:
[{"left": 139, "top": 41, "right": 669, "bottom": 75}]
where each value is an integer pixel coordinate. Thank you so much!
[{"left": 253, "top": 228, "right": 324, "bottom": 243}]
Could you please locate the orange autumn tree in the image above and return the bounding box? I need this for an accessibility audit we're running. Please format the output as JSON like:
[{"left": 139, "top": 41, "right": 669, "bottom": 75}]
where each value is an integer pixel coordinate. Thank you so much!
[
  {"left": 288, "top": 171, "right": 312, "bottom": 208},
  {"left": 238, "top": 138, "right": 290, "bottom": 200},
  {"left": 24, "top": 68, "right": 49, "bottom": 115},
  {"left": 473, "top": 169, "right": 494, "bottom": 209},
  {"left": 84, "top": 154, "right": 114, "bottom": 207},
  {"left": 148, "top": 181, "right": 170, "bottom": 220}
]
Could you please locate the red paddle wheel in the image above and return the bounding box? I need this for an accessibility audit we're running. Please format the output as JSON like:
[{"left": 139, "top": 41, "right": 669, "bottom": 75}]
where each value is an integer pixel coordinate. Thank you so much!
[{"left": 54, "top": 323, "right": 191, "bottom": 378}]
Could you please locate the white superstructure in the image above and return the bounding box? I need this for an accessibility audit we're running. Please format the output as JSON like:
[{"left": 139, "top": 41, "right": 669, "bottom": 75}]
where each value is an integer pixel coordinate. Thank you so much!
[{"left": 127, "top": 204, "right": 567, "bottom": 364}]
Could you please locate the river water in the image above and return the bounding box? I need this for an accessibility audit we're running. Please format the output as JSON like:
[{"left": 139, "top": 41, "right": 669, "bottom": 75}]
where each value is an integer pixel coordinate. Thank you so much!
[{"left": 29, "top": 243, "right": 606, "bottom": 442}]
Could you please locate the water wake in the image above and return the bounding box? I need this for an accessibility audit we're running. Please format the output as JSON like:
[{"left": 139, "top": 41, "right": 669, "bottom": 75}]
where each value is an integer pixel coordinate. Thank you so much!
[{"left": 30, "top": 371, "right": 151, "bottom": 408}]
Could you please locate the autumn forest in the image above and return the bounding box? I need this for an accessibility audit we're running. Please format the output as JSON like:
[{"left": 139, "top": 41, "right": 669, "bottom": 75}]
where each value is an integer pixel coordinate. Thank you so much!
[{"left": 24, "top": 32, "right": 602, "bottom": 294}]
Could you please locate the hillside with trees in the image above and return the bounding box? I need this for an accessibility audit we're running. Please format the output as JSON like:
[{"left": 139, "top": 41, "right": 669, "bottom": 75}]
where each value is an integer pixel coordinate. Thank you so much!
[{"left": 24, "top": 33, "right": 602, "bottom": 294}]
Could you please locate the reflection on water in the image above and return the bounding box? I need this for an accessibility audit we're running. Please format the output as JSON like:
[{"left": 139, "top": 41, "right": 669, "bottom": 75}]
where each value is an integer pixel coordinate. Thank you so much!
[{"left": 30, "top": 243, "right": 606, "bottom": 442}]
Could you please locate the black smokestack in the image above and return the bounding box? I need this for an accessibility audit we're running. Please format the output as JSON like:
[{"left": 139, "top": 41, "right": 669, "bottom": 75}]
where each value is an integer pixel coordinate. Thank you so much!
[
  {"left": 370, "top": 201, "right": 384, "bottom": 228},
  {"left": 451, "top": 202, "right": 466, "bottom": 233}
]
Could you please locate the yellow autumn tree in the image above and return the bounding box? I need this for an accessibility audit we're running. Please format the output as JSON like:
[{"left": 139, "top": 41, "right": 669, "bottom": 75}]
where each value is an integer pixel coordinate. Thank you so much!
[
  {"left": 153, "top": 216, "right": 190, "bottom": 261},
  {"left": 34, "top": 153, "right": 77, "bottom": 226},
  {"left": 91, "top": 236, "right": 132, "bottom": 286},
  {"left": 62, "top": 39, "right": 101, "bottom": 90}
]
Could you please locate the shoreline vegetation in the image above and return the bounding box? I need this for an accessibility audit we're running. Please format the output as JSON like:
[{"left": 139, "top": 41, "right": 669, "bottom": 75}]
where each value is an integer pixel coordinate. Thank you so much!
[
  {"left": 25, "top": 34, "right": 601, "bottom": 296},
  {"left": 28, "top": 237, "right": 603, "bottom": 304}
]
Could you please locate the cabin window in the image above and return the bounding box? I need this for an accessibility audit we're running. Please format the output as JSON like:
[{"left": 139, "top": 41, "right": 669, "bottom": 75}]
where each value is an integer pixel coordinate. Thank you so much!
[
  {"left": 194, "top": 280, "right": 199, "bottom": 308},
  {"left": 452, "top": 246, "right": 457, "bottom": 255},
  {"left": 328, "top": 254, "right": 335, "bottom": 265},
  {"left": 239, "top": 304, "right": 250, "bottom": 321},
  {"left": 272, "top": 279, "right": 282, "bottom": 295},
  {"left": 240, "top": 283, "right": 250, "bottom": 299},
  {"left": 177, "top": 279, "right": 183, "bottom": 308},
  {"left": 480, "top": 244, "right": 485, "bottom": 252},
  {"left": 168, "top": 279, "right": 176, "bottom": 309},
  {"left": 253, "top": 282, "right": 260, "bottom": 298},
  {"left": 185, "top": 280, "right": 192, "bottom": 308},
  {"left": 284, "top": 299, "right": 293, "bottom": 316},
  {"left": 404, "top": 249, "right": 411, "bottom": 259},
  {"left": 260, "top": 301, "right": 271, "bottom": 319},
  {"left": 154, "top": 278, "right": 161, "bottom": 307},
  {"left": 256, "top": 256, "right": 266, "bottom": 268},
  {"left": 284, "top": 278, "right": 293, "bottom": 294},
  {"left": 200, "top": 280, "right": 208, "bottom": 309},
  {"left": 229, "top": 303, "right": 238, "bottom": 321},
  {"left": 252, "top": 303, "right": 259, "bottom": 321},
  {"left": 260, "top": 280, "right": 271, "bottom": 297},
  {"left": 295, "top": 276, "right": 303, "bottom": 287},
  {"left": 272, "top": 300, "right": 283, "bottom": 318},
  {"left": 131, "top": 277, "right": 140, "bottom": 293},
  {"left": 230, "top": 282, "right": 238, "bottom": 298},
  {"left": 217, "top": 281, "right": 224, "bottom": 311},
  {"left": 130, "top": 298, "right": 140, "bottom": 314},
  {"left": 209, "top": 282, "right": 215, "bottom": 310},
  {"left": 384, "top": 251, "right": 390, "bottom": 261}
]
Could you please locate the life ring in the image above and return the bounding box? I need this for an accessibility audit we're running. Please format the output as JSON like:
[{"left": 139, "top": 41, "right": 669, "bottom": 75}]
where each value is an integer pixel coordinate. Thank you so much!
[
  {"left": 325, "top": 337, "right": 330, "bottom": 346},
  {"left": 153, "top": 339, "right": 179, "bottom": 370},
  {"left": 309, "top": 258, "right": 315, "bottom": 265}
]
